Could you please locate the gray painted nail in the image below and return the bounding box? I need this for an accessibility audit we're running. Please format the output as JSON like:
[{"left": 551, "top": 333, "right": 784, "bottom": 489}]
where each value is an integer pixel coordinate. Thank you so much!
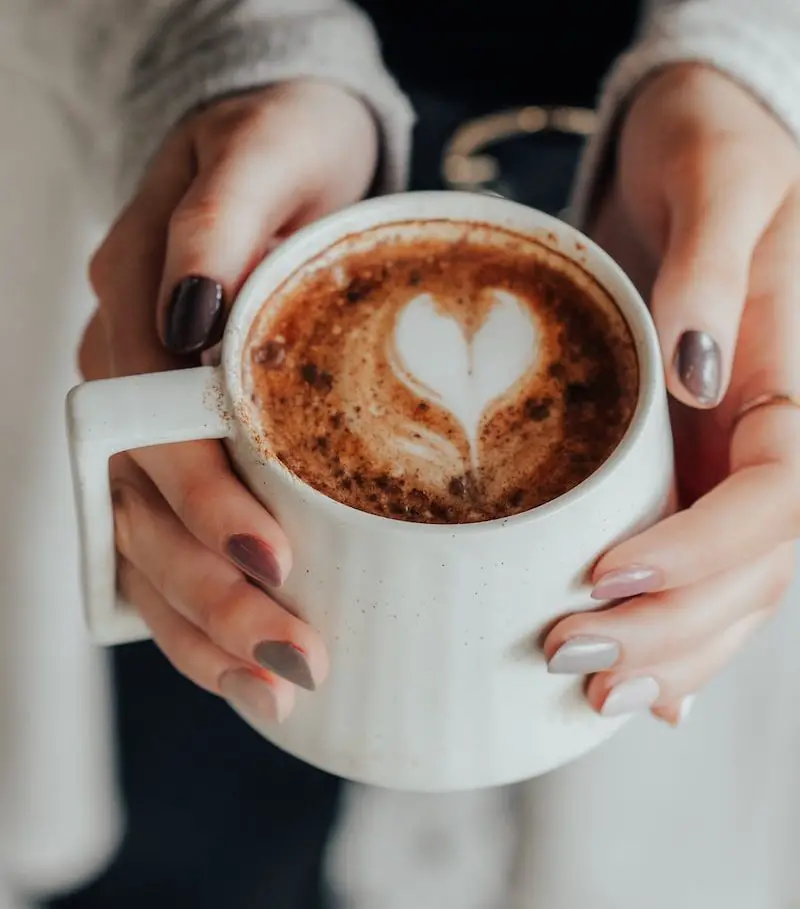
[
  {"left": 254, "top": 641, "right": 316, "bottom": 690},
  {"left": 548, "top": 635, "right": 621, "bottom": 675},
  {"left": 674, "top": 330, "right": 722, "bottom": 406},
  {"left": 591, "top": 565, "right": 663, "bottom": 601},
  {"left": 219, "top": 668, "right": 281, "bottom": 725},
  {"left": 601, "top": 676, "right": 660, "bottom": 717}
]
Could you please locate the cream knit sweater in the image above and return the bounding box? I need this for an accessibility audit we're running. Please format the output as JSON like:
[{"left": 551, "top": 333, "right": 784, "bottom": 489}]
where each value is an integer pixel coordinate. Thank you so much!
[{"left": 1, "top": 0, "right": 799, "bottom": 205}]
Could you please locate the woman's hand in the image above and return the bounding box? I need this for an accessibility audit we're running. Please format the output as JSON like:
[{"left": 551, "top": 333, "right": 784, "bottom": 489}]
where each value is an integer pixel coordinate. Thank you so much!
[
  {"left": 85, "top": 80, "right": 378, "bottom": 724},
  {"left": 545, "top": 64, "right": 800, "bottom": 724}
]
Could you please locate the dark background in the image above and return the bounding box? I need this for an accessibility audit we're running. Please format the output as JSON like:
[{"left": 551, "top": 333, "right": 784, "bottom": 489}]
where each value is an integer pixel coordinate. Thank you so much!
[
  {"left": 357, "top": 0, "right": 640, "bottom": 108},
  {"left": 49, "top": 3, "right": 640, "bottom": 908},
  {"left": 358, "top": 0, "right": 640, "bottom": 207}
]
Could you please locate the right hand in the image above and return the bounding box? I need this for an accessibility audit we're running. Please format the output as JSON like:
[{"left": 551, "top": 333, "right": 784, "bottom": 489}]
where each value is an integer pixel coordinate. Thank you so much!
[{"left": 84, "top": 79, "right": 379, "bottom": 723}]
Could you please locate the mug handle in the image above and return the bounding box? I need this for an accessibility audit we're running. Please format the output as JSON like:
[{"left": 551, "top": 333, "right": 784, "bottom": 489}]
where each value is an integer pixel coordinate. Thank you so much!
[{"left": 66, "top": 366, "right": 233, "bottom": 645}]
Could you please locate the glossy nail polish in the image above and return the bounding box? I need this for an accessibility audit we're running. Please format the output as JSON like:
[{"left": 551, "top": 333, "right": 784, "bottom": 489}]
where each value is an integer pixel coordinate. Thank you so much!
[
  {"left": 674, "top": 330, "right": 722, "bottom": 406},
  {"left": 164, "top": 276, "right": 224, "bottom": 354},
  {"left": 254, "top": 641, "right": 316, "bottom": 691},
  {"left": 227, "top": 534, "right": 283, "bottom": 587},
  {"left": 591, "top": 565, "right": 662, "bottom": 600},
  {"left": 219, "top": 668, "right": 283, "bottom": 725},
  {"left": 601, "top": 676, "right": 660, "bottom": 717},
  {"left": 547, "top": 635, "right": 620, "bottom": 675}
]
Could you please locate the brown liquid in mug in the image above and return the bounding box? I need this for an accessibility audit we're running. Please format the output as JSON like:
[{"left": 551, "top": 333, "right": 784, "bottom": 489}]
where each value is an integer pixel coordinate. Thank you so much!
[{"left": 243, "top": 221, "right": 638, "bottom": 523}]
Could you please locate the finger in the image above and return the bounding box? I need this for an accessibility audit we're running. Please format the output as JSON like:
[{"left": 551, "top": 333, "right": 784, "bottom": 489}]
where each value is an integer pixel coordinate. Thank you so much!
[
  {"left": 119, "top": 557, "right": 293, "bottom": 722},
  {"left": 651, "top": 694, "right": 696, "bottom": 727},
  {"left": 653, "top": 144, "right": 789, "bottom": 408},
  {"left": 90, "top": 128, "right": 194, "bottom": 378},
  {"left": 112, "top": 457, "right": 327, "bottom": 690},
  {"left": 78, "top": 312, "right": 110, "bottom": 381},
  {"left": 590, "top": 444, "right": 800, "bottom": 597},
  {"left": 585, "top": 608, "right": 770, "bottom": 716},
  {"left": 591, "top": 204, "right": 800, "bottom": 600},
  {"left": 545, "top": 544, "right": 793, "bottom": 675},
  {"left": 92, "top": 129, "right": 294, "bottom": 589},
  {"left": 157, "top": 126, "right": 314, "bottom": 355},
  {"left": 132, "top": 439, "right": 293, "bottom": 588},
  {"left": 727, "top": 186, "right": 800, "bottom": 415}
]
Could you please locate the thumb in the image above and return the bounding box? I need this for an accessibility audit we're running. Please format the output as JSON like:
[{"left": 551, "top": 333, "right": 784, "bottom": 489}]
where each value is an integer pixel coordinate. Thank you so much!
[
  {"left": 651, "top": 155, "right": 785, "bottom": 409},
  {"left": 157, "top": 139, "right": 314, "bottom": 355}
]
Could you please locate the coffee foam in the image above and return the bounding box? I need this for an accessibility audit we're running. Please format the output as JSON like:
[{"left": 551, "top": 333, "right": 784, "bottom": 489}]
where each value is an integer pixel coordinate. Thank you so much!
[{"left": 242, "top": 220, "right": 638, "bottom": 523}]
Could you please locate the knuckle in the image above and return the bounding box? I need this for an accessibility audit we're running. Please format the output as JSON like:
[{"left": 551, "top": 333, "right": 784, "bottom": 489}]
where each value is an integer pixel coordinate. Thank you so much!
[
  {"left": 195, "top": 98, "right": 263, "bottom": 149},
  {"left": 173, "top": 461, "right": 229, "bottom": 545},
  {"left": 682, "top": 248, "right": 747, "bottom": 297},
  {"left": 661, "top": 136, "right": 707, "bottom": 195},
  {"left": 203, "top": 577, "right": 253, "bottom": 644},
  {"left": 169, "top": 195, "right": 221, "bottom": 239},
  {"left": 175, "top": 472, "right": 215, "bottom": 528}
]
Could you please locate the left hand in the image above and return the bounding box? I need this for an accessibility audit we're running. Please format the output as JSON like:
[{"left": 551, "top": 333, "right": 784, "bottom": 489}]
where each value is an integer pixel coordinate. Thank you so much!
[{"left": 544, "top": 63, "right": 800, "bottom": 724}]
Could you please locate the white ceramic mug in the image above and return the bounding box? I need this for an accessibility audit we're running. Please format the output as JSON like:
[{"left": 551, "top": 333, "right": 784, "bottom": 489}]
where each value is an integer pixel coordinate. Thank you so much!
[{"left": 67, "top": 191, "right": 674, "bottom": 792}]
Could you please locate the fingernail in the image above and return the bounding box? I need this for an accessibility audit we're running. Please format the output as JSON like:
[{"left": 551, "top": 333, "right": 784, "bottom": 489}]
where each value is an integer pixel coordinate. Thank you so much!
[
  {"left": 601, "top": 676, "right": 660, "bottom": 717},
  {"left": 548, "top": 635, "right": 620, "bottom": 675},
  {"left": 674, "top": 330, "right": 722, "bottom": 406},
  {"left": 254, "top": 641, "right": 316, "bottom": 691},
  {"left": 164, "top": 276, "right": 224, "bottom": 354},
  {"left": 227, "top": 534, "right": 283, "bottom": 587},
  {"left": 653, "top": 694, "right": 695, "bottom": 728},
  {"left": 219, "top": 668, "right": 284, "bottom": 725},
  {"left": 591, "top": 565, "right": 662, "bottom": 600},
  {"left": 678, "top": 694, "right": 696, "bottom": 724}
]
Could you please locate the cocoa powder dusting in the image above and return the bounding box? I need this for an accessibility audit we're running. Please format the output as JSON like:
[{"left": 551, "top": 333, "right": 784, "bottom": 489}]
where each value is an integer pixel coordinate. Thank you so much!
[{"left": 245, "top": 223, "right": 638, "bottom": 523}]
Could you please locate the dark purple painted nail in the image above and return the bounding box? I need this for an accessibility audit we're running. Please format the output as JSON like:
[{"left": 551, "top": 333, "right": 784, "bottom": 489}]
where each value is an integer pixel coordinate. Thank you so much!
[
  {"left": 227, "top": 534, "right": 283, "bottom": 587},
  {"left": 164, "top": 276, "right": 224, "bottom": 354},
  {"left": 254, "top": 641, "right": 316, "bottom": 691}
]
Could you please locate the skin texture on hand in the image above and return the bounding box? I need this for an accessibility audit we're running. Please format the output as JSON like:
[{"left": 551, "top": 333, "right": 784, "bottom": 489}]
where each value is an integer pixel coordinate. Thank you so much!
[
  {"left": 83, "top": 79, "right": 378, "bottom": 723},
  {"left": 546, "top": 64, "right": 800, "bottom": 724}
]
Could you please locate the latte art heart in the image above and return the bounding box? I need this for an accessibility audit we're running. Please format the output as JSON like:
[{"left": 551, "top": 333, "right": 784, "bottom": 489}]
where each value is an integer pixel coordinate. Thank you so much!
[
  {"left": 390, "top": 290, "right": 541, "bottom": 468},
  {"left": 245, "top": 222, "right": 638, "bottom": 523}
]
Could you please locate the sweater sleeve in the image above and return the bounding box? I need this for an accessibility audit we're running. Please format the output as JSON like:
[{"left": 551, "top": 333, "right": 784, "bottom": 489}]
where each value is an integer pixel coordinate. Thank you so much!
[
  {"left": 571, "top": 0, "right": 800, "bottom": 225},
  {"left": 0, "top": 0, "right": 414, "bottom": 199}
]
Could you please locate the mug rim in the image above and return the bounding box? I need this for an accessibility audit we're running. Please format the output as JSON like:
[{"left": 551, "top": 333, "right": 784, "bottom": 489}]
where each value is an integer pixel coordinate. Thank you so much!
[{"left": 222, "top": 190, "right": 665, "bottom": 536}]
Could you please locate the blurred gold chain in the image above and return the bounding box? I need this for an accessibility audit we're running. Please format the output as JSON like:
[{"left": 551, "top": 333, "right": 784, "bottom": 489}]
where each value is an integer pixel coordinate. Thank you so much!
[{"left": 441, "top": 105, "right": 597, "bottom": 192}]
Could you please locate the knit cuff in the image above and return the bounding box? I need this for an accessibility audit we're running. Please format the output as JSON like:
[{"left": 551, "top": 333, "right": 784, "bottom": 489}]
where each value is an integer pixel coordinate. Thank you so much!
[
  {"left": 571, "top": 2, "right": 800, "bottom": 227},
  {"left": 119, "top": 8, "right": 414, "bottom": 199}
]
